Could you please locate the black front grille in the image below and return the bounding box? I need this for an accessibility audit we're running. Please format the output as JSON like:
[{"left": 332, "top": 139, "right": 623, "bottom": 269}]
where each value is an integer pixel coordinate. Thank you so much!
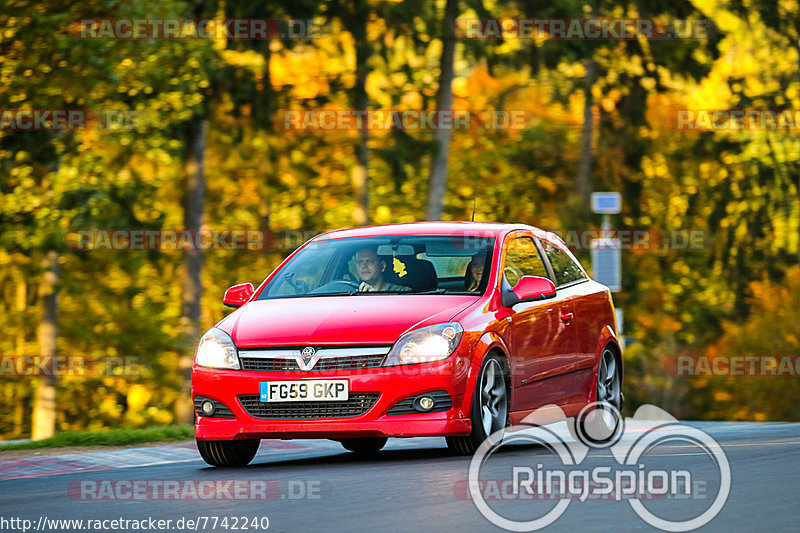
[
  {"left": 312, "top": 355, "right": 386, "bottom": 371},
  {"left": 240, "top": 354, "right": 386, "bottom": 372},
  {"left": 240, "top": 358, "right": 299, "bottom": 372},
  {"left": 238, "top": 393, "right": 380, "bottom": 419},
  {"left": 387, "top": 390, "right": 452, "bottom": 415}
]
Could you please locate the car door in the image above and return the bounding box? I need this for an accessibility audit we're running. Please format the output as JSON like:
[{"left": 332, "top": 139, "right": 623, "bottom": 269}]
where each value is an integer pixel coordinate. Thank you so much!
[
  {"left": 540, "top": 238, "right": 596, "bottom": 404},
  {"left": 501, "top": 235, "right": 578, "bottom": 411}
]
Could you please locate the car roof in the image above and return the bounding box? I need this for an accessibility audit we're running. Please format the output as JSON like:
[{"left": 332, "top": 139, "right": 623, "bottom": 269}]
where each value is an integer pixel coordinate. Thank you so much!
[{"left": 312, "top": 221, "right": 546, "bottom": 241}]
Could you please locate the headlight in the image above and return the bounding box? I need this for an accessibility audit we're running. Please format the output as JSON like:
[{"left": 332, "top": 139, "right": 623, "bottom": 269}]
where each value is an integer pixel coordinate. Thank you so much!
[
  {"left": 384, "top": 322, "right": 463, "bottom": 366},
  {"left": 195, "top": 327, "right": 240, "bottom": 370}
]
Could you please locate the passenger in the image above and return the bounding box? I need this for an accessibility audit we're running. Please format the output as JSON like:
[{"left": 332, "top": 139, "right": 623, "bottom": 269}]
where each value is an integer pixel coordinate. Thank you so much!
[
  {"left": 354, "top": 247, "right": 410, "bottom": 292},
  {"left": 465, "top": 252, "right": 487, "bottom": 291}
]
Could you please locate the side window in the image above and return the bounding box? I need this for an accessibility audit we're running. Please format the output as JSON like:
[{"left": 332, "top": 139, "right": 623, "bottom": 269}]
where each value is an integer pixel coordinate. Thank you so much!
[
  {"left": 542, "top": 241, "right": 586, "bottom": 286},
  {"left": 503, "top": 237, "right": 548, "bottom": 287},
  {"left": 417, "top": 253, "right": 471, "bottom": 279}
]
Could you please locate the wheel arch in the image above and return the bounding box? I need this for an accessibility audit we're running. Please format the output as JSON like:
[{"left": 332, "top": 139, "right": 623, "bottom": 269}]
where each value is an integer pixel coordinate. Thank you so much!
[
  {"left": 591, "top": 325, "right": 623, "bottom": 407},
  {"left": 595, "top": 325, "right": 622, "bottom": 378},
  {"left": 461, "top": 331, "right": 511, "bottom": 418}
]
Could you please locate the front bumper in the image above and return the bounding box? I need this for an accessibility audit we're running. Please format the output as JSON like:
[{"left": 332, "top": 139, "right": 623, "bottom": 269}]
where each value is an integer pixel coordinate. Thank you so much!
[{"left": 192, "top": 355, "right": 474, "bottom": 440}]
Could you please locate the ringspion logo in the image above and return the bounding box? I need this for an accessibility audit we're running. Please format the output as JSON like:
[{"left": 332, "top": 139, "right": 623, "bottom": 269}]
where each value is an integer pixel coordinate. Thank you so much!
[{"left": 467, "top": 404, "right": 730, "bottom": 531}]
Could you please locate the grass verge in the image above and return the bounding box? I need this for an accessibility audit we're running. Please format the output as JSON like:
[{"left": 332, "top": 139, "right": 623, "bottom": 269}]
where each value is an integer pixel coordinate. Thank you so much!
[{"left": 0, "top": 425, "right": 194, "bottom": 451}]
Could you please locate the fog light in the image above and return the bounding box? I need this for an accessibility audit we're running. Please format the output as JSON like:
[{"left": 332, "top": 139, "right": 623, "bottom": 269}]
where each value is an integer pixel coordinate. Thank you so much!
[
  {"left": 417, "top": 396, "right": 435, "bottom": 411},
  {"left": 201, "top": 400, "right": 215, "bottom": 416}
]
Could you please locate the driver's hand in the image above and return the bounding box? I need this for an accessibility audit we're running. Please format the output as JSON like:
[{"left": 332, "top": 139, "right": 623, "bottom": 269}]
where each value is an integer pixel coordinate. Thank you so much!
[{"left": 358, "top": 282, "right": 375, "bottom": 292}]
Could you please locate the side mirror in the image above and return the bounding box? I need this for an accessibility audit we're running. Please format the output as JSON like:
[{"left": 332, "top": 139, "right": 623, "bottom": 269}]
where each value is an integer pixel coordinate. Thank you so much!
[
  {"left": 223, "top": 283, "right": 254, "bottom": 308},
  {"left": 501, "top": 275, "right": 556, "bottom": 307}
]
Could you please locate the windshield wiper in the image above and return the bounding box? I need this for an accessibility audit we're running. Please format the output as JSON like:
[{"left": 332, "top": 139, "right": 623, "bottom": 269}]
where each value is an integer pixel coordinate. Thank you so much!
[
  {"left": 406, "top": 288, "right": 448, "bottom": 295},
  {"left": 290, "top": 288, "right": 448, "bottom": 297},
  {"left": 293, "top": 290, "right": 358, "bottom": 298}
]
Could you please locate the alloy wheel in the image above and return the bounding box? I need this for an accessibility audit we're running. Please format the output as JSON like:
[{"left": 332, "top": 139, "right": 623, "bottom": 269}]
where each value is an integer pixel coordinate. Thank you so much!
[{"left": 479, "top": 358, "right": 508, "bottom": 437}]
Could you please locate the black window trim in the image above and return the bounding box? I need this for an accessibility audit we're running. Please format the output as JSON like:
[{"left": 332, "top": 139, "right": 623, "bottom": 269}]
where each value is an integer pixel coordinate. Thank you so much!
[
  {"left": 555, "top": 277, "right": 590, "bottom": 290},
  {"left": 501, "top": 230, "right": 590, "bottom": 291},
  {"left": 537, "top": 236, "right": 589, "bottom": 289},
  {"left": 500, "top": 232, "right": 552, "bottom": 287},
  {"left": 532, "top": 237, "right": 557, "bottom": 284},
  {"left": 259, "top": 234, "right": 498, "bottom": 299}
]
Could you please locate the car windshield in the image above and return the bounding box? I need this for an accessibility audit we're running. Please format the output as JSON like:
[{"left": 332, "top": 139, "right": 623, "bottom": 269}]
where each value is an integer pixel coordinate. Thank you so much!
[{"left": 258, "top": 235, "right": 496, "bottom": 300}]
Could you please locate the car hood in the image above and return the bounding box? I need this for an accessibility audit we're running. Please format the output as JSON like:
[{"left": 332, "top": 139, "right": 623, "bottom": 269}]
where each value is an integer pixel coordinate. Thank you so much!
[{"left": 219, "top": 295, "right": 479, "bottom": 347}]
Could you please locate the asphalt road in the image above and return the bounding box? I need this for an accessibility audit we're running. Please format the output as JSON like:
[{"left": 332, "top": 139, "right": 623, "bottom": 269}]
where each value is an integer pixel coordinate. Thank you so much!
[{"left": 1, "top": 421, "right": 798, "bottom": 532}]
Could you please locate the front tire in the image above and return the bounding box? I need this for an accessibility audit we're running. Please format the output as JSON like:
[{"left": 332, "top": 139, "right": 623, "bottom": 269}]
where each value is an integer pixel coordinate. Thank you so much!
[
  {"left": 339, "top": 437, "right": 388, "bottom": 456},
  {"left": 446, "top": 354, "right": 509, "bottom": 455},
  {"left": 197, "top": 439, "right": 260, "bottom": 467}
]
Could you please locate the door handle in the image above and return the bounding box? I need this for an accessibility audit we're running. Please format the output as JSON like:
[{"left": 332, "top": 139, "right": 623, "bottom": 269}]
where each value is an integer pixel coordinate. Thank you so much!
[{"left": 560, "top": 312, "right": 574, "bottom": 323}]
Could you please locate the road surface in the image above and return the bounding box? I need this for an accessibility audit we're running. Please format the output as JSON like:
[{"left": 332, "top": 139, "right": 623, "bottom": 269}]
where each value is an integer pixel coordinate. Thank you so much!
[{"left": 1, "top": 421, "right": 798, "bottom": 532}]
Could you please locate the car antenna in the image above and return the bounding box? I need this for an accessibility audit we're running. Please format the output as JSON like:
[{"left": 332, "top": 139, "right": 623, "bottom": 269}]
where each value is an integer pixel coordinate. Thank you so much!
[{"left": 470, "top": 176, "right": 479, "bottom": 222}]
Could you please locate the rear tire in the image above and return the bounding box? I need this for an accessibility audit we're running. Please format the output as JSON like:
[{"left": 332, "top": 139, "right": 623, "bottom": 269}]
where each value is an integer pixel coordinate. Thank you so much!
[
  {"left": 570, "top": 347, "right": 623, "bottom": 447},
  {"left": 197, "top": 438, "right": 260, "bottom": 467},
  {"left": 339, "top": 437, "right": 388, "bottom": 456},
  {"left": 446, "top": 354, "right": 509, "bottom": 455}
]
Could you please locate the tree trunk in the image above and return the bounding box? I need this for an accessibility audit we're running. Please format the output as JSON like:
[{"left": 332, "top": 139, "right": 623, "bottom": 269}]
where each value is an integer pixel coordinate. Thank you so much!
[
  {"left": 31, "top": 250, "right": 58, "bottom": 440},
  {"left": 576, "top": 57, "right": 596, "bottom": 207},
  {"left": 350, "top": 0, "right": 370, "bottom": 226},
  {"left": 14, "top": 274, "right": 27, "bottom": 438},
  {"left": 426, "top": 0, "right": 459, "bottom": 221},
  {"left": 796, "top": 44, "right": 800, "bottom": 262},
  {"left": 176, "top": 118, "right": 207, "bottom": 425}
]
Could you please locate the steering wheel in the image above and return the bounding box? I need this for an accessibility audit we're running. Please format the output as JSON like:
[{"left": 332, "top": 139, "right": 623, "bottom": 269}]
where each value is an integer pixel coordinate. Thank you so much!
[{"left": 309, "top": 279, "right": 361, "bottom": 294}]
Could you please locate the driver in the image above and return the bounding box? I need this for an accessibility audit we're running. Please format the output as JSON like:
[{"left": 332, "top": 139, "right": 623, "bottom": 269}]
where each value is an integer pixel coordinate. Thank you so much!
[{"left": 355, "top": 247, "right": 410, "bottom": 292}]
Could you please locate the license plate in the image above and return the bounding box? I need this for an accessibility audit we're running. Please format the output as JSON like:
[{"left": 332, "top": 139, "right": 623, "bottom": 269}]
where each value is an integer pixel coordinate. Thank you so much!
[{"left": 259, "top": 380, "right": 348, "bottom": 402}]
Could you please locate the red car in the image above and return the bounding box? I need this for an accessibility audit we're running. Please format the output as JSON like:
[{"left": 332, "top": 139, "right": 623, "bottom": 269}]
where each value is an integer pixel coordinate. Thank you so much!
[{"left": 192, "top": 222, "right": 622, "bottom": 466}]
